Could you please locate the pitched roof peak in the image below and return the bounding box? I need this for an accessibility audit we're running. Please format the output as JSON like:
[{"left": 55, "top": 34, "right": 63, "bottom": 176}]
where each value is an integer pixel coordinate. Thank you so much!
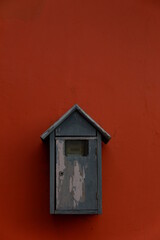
[{"left": 41, "top": 104, "right": 111, "bottom": 144}]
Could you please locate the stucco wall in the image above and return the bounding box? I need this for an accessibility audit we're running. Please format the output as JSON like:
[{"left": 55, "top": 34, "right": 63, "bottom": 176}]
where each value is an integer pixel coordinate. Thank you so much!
[{"left": 1, "top": 0, "right": 160, "bottom": 239}]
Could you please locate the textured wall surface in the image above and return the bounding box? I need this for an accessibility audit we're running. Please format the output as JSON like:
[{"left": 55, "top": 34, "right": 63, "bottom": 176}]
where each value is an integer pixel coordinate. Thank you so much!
[{"left": 1, "top": 0, "right": 160, "bottom": 239}]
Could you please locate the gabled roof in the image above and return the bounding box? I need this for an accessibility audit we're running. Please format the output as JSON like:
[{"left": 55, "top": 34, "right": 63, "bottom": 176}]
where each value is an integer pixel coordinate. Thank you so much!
[{"left": 40, "top": 104, "right": 111, "bottom": 144}]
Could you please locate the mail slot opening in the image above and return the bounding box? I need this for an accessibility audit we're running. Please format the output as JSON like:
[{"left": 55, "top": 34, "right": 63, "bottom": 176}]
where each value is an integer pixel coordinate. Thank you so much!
[{"left": 65, "top": 140, "right": 88, "bottom": 156}]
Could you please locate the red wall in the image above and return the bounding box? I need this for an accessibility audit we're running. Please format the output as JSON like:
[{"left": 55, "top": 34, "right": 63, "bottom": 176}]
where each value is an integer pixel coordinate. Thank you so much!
[{"left": 1, "top": 0, "right": 160, "bottom": 239}]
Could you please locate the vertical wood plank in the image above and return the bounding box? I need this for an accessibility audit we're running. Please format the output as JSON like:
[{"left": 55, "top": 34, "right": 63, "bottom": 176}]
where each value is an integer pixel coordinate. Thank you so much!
[
  {"left": 50, "top": 132, "right": 55, "bottom": 214},
  {"left": 97, "top": 132, "right": 102, "bottom": 214}
]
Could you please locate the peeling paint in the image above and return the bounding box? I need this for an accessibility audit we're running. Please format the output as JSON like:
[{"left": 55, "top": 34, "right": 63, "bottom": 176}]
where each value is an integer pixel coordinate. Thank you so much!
[
  {"left": 56, "top": 139, "right": 97, "bottom": 211},
  {"left": 69, "top": 161, "right": 85, "bottom": 208},
  {"left": 56, "top": 140, "right": 66, "bottom": 207}
]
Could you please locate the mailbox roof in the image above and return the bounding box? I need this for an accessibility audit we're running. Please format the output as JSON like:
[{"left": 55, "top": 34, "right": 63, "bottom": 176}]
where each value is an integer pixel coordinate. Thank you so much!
[{"left": 41, "top": 104, "right": 111, "bottom": 143}]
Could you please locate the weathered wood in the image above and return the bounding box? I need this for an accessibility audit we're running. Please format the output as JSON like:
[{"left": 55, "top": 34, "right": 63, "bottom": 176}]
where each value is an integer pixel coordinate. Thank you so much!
[
  {"left": 49, "top": 132, "right": 55, "bottom": 214},
  {"left": 56, "top": 138, "right": 98, "bottom": 211},
  {"left": 41, "top": 104, "right": 111, "bottom": 215},
  {"left": 97, "top": 132, "right": 102, "bottom": 214}
]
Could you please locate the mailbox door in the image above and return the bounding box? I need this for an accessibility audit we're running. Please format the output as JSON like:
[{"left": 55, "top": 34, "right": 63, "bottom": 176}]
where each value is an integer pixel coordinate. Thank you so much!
[{"left": 56, "top": 138, "right": 97, "bottom": 212}]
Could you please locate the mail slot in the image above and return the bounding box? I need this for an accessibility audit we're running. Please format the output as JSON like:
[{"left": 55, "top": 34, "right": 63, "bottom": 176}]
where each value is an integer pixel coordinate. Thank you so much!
[{"left": 65, "top": 140, "right": 88, "bottom": 156}]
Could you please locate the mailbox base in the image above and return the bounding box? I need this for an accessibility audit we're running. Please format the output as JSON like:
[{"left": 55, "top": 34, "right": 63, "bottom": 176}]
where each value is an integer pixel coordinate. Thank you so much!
[{"left": 55, "top": 210, "right": 99, "bottom": 215}]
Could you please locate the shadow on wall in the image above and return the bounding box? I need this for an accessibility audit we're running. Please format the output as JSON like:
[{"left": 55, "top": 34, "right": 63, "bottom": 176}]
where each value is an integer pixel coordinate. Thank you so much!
[{"left": 50, "top": 213, "right": 98, "bottom": 237}]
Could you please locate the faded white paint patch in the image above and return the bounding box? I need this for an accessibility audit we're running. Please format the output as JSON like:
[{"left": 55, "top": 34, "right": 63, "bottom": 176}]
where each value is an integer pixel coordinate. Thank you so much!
[
  {"left": 57, "top": 140, "right": 65, "bottom": 173},
  {"left": 56, "top": 140, "right": 66, "bottom": 208},
  {"left": 69, "top": 161, "right": 85, "bottom": 208},
  {"left": 69, "top": 177, "right": 72, "bottom": 192}
]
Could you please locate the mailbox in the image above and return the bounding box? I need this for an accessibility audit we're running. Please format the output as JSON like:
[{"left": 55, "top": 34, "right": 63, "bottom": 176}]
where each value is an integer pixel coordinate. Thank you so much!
[{"left": 41, "top": 104, "right": 111, "bottom": 214}]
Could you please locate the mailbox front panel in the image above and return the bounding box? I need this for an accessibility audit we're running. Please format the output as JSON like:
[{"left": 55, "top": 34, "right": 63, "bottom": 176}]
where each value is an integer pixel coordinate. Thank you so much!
[{"left": 56, "top": 138, "right": 98, "bottom": 212}]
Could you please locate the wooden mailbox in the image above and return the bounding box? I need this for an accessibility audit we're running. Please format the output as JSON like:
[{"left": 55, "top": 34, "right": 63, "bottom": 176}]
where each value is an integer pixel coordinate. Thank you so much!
[{"left": 41, "top": 104, "right": 111, "bottom": 214}]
